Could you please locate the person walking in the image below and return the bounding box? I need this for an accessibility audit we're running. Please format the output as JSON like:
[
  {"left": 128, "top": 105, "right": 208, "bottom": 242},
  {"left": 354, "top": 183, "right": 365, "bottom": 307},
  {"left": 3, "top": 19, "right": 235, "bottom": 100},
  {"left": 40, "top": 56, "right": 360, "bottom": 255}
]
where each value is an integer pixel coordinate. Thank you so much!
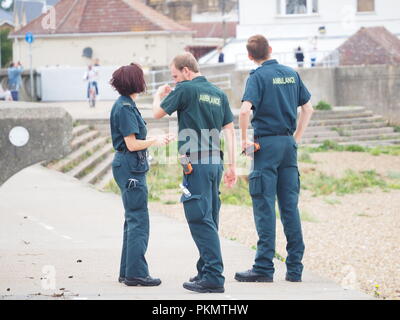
[
  {"left": 295, "top": 46, "right": 305, "bottom": 68},
  {"left": 236, "top": 35, "right": 314, "bottom": 283},
  {"left": 152, "top": 52, "right": 237, "bottom": 293},
  {"left": 7, "top": 62, "right": 24, "bottom": 101},
  {"left": 109, "top": 63, "right": 173, "bottom": 287}
]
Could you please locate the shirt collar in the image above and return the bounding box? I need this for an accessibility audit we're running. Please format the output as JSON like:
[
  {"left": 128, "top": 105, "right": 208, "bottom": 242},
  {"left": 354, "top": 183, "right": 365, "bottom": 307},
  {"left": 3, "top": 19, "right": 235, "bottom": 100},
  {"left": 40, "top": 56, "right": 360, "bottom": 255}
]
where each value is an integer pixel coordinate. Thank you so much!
[
  {"left": 192, "top": 76, "right": 207, "bottom": 82},
  {"left": 261, "top": 59, "right": 278, "bottom": 66},
  {"left": 119, "top": 95, "right": 135, "bottom": 105}
]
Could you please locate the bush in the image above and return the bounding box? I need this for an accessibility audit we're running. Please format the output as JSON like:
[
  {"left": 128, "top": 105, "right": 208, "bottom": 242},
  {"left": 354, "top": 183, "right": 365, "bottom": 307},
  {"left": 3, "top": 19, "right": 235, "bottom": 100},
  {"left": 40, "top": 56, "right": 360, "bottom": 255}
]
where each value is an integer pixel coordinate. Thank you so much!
[{"left": 314, "top": 100, "right": 332, "bottom": 111}]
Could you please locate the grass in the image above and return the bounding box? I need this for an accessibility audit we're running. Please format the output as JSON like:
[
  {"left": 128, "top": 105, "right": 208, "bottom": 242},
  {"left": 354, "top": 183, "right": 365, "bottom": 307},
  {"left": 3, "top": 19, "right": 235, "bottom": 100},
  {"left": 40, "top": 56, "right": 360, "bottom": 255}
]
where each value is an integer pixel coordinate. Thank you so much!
[
  {"left": 331, "top": 127, "right": 350, "bottom": 137},
  {"left": 314, "top": 100, "right": 332, "bottom": 111},
  {"left": 298, "top": 151, "right": 315, "bottom": 164},
  {"left": 301, "top": 169, "right": 389, "bottom": 196},
  {"left": 302, "top": 140, "right": 400, "bottom": 156}
]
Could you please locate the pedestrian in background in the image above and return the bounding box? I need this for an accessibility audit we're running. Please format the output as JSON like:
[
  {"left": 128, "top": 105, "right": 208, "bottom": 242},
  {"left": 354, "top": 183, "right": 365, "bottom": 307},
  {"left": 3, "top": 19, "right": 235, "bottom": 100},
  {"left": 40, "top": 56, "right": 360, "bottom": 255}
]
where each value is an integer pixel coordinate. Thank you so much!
[
  {"left": 7, "top": 62, "right": 24, "bottom": 101},
  {"left": 295, "top": 46, "right": 305, "bottom": 68}
]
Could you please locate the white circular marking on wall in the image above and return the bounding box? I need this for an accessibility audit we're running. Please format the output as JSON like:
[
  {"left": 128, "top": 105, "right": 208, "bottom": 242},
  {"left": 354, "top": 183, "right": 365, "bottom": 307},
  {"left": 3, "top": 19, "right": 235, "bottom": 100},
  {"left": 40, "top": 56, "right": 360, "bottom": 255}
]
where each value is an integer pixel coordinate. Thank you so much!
[{"left": 9, "top": 126, "right": 30, "bottom": 147}]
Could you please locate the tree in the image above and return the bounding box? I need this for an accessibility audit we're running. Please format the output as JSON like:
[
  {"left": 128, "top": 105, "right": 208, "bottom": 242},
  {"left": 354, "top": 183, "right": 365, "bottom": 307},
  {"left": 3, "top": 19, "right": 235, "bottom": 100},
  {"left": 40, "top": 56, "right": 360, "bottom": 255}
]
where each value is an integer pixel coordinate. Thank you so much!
[{"left": 1, "top": 28, "right": 13, "bottom": 67}]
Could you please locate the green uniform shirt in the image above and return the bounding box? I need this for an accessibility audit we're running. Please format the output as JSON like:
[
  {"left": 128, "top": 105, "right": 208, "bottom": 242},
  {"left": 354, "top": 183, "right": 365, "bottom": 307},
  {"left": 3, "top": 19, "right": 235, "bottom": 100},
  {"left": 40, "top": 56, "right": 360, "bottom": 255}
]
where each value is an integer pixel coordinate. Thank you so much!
[
  {"left": 110, "top": 95, "right": 147, "bottom": 151},
  {"left": 242, "top": 59, "right": 311, "bottom": 137},
  {"left": 161, "top": 76, "right": 234, "bottom": 154}
]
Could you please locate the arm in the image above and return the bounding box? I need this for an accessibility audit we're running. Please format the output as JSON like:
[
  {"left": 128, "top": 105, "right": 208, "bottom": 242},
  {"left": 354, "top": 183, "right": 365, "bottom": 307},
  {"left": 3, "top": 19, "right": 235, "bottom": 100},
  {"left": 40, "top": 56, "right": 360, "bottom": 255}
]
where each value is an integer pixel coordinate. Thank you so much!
[
  {"left": 153, "top": 84, "right": 171, "bottom": 119},
  {"left": 239, "top": 101, "right": 254, "bottom": 150},
  {"left": 222, "top": 122, "right": 237, "bottom": 188},
  {"left": 294, "top": 100, "right": 314, "bottom": 143},
  {"left": 124, "top": 134, "right": 170, "bottom": 152}
]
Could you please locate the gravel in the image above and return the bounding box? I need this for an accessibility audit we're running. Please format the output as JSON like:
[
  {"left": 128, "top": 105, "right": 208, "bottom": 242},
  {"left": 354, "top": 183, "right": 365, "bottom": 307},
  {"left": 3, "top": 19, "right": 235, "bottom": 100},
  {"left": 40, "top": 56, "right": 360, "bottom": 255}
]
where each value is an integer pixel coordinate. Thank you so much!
[{"left": 149, "top": 151, "right": 400, "bottom": 300}]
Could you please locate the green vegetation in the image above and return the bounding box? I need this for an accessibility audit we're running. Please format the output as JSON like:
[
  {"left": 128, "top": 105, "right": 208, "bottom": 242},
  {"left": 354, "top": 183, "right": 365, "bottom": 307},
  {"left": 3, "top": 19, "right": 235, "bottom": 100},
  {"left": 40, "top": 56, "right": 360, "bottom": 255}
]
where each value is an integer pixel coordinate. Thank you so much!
[
  {"left": 298, "top": 151, "right": 315, "bottom": 164},
  {"left": 302, "top": 140, "right": 400, "bottom": 156},
  {"left": 301, "top": 169, "right": 390, "bottom": 196},
  {"left": 331, "top": 127, "right": 350, "bottom": 137},
  {"left": 104, "top": 179, "right": 120, "bottom": 195},
  {"left": 394, "top": 126, "right": 400, "bottom": 133},
  {"left": 0, "top": 29, "right": 13, "bottom": 68},
  {"left": 314, "top": 100, "right": 332, "bottom": 111}
]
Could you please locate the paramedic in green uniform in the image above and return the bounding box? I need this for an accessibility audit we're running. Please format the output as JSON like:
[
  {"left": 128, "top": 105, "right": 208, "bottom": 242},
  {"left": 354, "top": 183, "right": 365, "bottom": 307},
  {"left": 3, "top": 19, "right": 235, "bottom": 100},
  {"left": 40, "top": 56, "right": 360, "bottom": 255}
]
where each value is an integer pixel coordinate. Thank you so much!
[
  {"left": 110, "top": 63, "right": 173, "bottom": 286},
  {"left": 152, "top": 53, "right": 237, "bottom": 293},
  {"left": 236, "top": 35, "right": 314, "bottom": 283}
]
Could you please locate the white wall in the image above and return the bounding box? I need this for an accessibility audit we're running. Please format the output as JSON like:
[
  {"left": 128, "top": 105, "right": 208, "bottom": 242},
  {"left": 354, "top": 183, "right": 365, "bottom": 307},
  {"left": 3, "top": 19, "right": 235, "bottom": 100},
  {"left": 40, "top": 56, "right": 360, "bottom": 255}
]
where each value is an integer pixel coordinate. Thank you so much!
[
  {"left": 237, "top": 0, "right": 400, "bottom": 40},
  {"left": 38, "top": 66, "right": 120, "bottom": 101},
  {"left": 13, "top": 32, "right": 193, "bottom": 68}
]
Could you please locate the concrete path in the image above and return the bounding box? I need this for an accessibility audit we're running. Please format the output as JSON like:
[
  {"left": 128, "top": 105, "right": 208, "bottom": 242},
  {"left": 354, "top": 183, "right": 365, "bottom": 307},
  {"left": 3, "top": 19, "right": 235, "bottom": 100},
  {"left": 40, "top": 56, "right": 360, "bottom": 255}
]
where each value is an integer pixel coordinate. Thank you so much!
[{"left": 0, "top": 165, "right": 372, "bottom": 300}]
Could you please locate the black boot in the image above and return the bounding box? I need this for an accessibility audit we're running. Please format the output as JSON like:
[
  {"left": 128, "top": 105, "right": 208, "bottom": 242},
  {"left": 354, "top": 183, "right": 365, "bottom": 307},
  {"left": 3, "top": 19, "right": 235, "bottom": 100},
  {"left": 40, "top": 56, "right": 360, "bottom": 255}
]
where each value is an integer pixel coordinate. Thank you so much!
[
  {"left": 183, "top": 280, "right": 224, "bottom": 293},
  {"left": 234, "top": 269, "right": 273, "bottom": 282},
  {"left": 124, "top": 276, "right": 161, "bottom": 286}
]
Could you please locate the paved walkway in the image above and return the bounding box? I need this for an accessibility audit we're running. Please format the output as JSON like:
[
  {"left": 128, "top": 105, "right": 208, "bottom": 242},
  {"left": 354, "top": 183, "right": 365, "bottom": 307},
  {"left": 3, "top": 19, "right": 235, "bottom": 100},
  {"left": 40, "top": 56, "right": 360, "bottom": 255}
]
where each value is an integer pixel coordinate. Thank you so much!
[{"left": 0, "top": 165, "right": 371, "bottom": 300}]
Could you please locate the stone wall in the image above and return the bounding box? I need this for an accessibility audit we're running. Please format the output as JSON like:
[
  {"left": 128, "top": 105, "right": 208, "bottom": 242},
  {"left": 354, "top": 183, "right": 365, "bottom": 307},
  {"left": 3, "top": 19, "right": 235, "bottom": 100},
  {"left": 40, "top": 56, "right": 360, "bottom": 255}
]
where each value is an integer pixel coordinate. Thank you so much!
[{"left": 233, "top": 64, "right": 400, "bottom": 125}]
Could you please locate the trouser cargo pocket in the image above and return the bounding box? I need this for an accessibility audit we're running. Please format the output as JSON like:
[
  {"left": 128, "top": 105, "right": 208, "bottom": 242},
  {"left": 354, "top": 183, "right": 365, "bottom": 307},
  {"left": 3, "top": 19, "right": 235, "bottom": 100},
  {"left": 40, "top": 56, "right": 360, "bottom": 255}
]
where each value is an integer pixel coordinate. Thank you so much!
[
  {"left": 181, "top": 194, "right": 204, "bottom": 223},
  {"left": 249, "top": 170, "right": 263, "bottom": 197},
  {"left": 123, "top": 178, "right": 148, "bottom": 211}
]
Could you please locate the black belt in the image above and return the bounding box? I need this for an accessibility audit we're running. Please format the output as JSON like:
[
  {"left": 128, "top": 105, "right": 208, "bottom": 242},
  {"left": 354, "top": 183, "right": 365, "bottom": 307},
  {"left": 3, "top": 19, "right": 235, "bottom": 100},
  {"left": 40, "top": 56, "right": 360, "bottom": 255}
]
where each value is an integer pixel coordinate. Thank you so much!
[
  {"left": 255, "top": 132, "right": 293, "bottom": 139},
  {"left": 186, "top": 150, "right": 224, "bottom": 161}
]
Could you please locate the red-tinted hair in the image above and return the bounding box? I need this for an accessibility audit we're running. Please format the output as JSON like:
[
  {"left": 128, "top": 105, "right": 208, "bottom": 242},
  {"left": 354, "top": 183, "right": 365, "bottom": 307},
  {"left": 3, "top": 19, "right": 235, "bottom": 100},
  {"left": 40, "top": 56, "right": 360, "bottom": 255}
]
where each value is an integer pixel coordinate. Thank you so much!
[{"left": 110, "top": 63, "right": 146, "bottom": 96}]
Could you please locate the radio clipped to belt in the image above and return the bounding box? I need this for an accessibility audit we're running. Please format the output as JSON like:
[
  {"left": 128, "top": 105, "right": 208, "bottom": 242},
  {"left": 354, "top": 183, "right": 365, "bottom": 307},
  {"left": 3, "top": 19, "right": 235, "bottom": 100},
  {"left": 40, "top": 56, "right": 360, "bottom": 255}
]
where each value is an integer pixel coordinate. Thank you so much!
[
  {"left": 179, "top": 154, "right": 193, "bottom": 175},
  {"left": 241, "top": 142, "right": 261, "bottom": 157}
]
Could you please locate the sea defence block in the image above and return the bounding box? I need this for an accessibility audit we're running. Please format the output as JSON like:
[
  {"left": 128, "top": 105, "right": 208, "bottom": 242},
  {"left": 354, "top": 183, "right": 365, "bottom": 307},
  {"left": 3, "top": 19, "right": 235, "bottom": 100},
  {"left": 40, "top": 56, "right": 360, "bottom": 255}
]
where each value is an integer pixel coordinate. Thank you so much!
[{"left": 0, "top": 102, "right": 73, "bottom": 186}]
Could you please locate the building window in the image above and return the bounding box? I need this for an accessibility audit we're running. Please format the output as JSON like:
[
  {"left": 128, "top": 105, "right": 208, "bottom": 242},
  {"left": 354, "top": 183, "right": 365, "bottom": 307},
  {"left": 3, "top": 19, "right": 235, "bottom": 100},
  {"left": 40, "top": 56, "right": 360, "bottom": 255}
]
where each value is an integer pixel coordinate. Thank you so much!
[
  {"left": 277, "top": 0, "right": 318, "bottom": 15},
  {"left": 357, "top": 0, "right": 375, "bottom": 12}
]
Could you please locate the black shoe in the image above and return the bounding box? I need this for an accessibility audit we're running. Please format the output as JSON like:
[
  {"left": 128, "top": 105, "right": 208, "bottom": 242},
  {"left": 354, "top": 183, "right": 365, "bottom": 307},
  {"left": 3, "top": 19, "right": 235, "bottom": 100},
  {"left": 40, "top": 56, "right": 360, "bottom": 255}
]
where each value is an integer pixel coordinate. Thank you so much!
[
  {"left": 189, "top": 275, "right": 201, "bottom": 282},
  {"left": 183, "top": 280, "right": 224, "bottom": 293},
  {"left": 118, "top": 277, "right": 125, "bottom": 283},
  {"left": 285, "top": 275, "right": 302, "bottom": 282},
  {"left": 234, "top": 269, "right": 273, "bottom": 282},
  {"left": 124, "top": 276, "right": 161, "bottom": 287}
]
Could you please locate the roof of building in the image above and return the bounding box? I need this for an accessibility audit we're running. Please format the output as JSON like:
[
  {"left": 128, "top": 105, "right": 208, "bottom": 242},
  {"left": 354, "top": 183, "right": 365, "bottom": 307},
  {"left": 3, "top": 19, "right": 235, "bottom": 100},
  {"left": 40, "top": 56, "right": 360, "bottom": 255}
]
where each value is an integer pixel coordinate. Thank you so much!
[
  {"left": 13, "top": 0, "right": 60, "bottom": 26},
  {"left": 11, "top": 0, "right": 190, "bottom": 37},
  {"left": 181, "top": 21, "right": 237, "bottom": 38},
  {"left": 336, "top": 26, "right": 400, "bottom": 65}
]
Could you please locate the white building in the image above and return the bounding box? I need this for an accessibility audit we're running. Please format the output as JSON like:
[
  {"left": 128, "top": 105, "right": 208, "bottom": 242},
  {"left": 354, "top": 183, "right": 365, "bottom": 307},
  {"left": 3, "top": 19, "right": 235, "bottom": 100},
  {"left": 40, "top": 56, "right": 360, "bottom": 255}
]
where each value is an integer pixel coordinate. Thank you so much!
[{"left": 201, "top": 0, "right": 400, "bottom": 67}]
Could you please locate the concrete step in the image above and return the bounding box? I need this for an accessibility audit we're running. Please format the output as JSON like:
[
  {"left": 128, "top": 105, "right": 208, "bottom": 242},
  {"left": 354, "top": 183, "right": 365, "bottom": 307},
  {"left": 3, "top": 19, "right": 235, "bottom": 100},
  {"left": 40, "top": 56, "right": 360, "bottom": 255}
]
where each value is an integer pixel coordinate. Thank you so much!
[
  {"left": 67, "top": 143, "right": 114, "bottom": 179},
  {"left": 95, "top": 168, "right": 115, "bottom": 191},
  {"left": 71, "top": 130, "right": 101, "bottom": 151},
  {"left": 48, "top": 136, "right": 109, "bottom": 172},
  {"left": 346, "top": 127, "right": 395, "bottom": 137},
  {"left": 81, "top": 151, "right": 114, "bottom": 185},
  {"left": 309, "top": 115, "right": 384, "bottom": 127},
  {"left": 307, "top": 120, "right": 388, "bottom": 132},
  {"left": 310, "top": 110, "right": 373, "bottom": 120},
  {"left": 302, "top": 132, "right": 400, "bottom": 144},
  {"left": 72, "top": 124, "right": 91, "bottom": 139}
]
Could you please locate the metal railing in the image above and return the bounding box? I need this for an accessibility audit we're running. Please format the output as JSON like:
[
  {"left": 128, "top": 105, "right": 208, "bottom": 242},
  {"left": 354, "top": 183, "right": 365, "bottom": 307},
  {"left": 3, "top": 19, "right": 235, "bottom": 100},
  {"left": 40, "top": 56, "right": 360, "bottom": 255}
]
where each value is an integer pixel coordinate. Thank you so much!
[
  {"left": 146, "top": 69, "right": 232, "bottom": 95},
  {"left": 235, "top": 50, "right": 340, "bottom": 70}
]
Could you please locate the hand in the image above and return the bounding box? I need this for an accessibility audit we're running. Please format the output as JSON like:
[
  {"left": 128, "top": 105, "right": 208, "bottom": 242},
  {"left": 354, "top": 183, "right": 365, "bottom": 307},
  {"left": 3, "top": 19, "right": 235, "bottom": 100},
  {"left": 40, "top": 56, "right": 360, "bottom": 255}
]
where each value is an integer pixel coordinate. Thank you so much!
[
  {"left": 151, "top": 134, "right": 174, "bottom": 147},
  {"left": 224, "top": 166, "right": 237, "bottom": 188},
  {"left": 241, "top": 139, "right": 255, "bottom": 156},
  {"left": 156, "top": 84, "right": 172, "bottom": 99}
]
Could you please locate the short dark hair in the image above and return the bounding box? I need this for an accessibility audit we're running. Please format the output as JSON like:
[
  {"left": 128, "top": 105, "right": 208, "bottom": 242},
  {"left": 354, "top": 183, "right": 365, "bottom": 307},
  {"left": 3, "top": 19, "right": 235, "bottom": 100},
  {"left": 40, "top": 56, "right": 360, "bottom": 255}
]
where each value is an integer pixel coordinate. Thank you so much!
[
  {"left": 246, "top": 35, "right": 270, "bottom": 61},
  {"left": 172, "top": 52, "right": 199, "bottom": 73},
  {"left": 110, "top": 63, "right": 146, "bottom": 96}
]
